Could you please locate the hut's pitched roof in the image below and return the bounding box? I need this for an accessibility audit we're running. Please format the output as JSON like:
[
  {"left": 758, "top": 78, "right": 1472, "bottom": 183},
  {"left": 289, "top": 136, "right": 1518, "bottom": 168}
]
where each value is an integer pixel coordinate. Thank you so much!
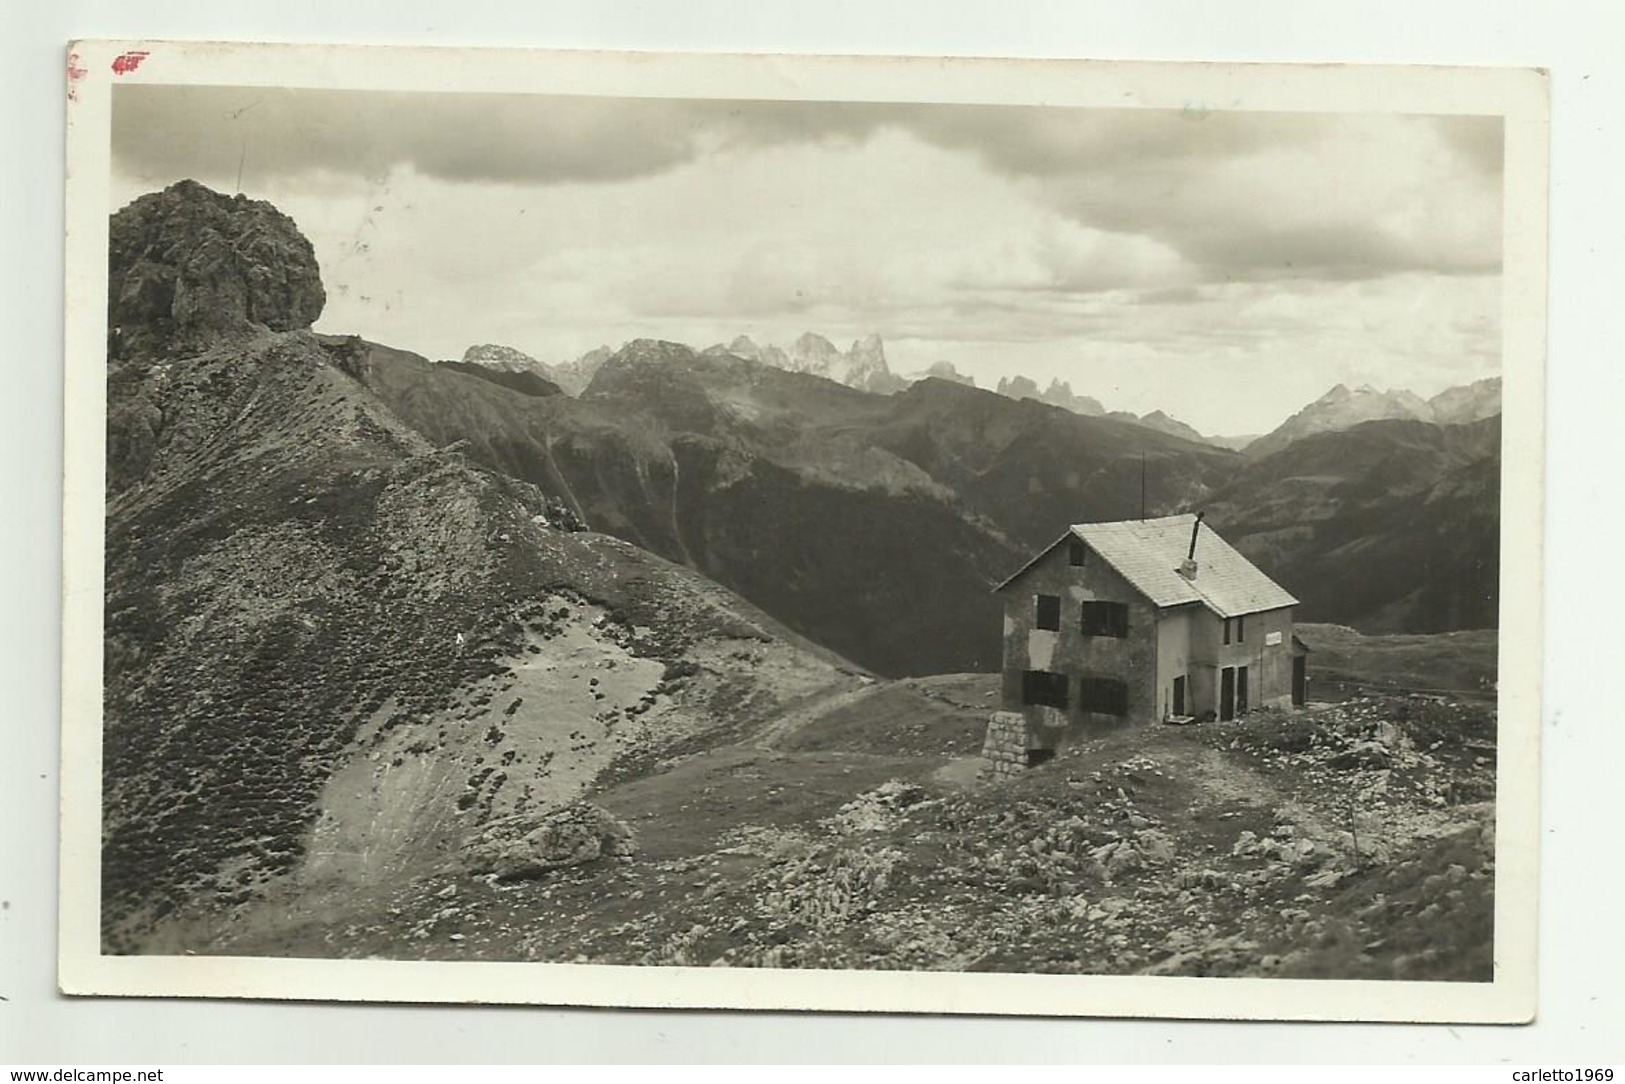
[{"left": 996, "top": 513, "right": 1298, "bottom": 618}]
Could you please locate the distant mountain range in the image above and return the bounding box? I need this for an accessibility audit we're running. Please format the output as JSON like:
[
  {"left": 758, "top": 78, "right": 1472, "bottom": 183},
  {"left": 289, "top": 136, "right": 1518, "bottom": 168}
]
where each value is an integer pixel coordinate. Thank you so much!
[
  {"left": 410, "top": 334, "right": 1504, "bottom": 666},
  {"left": 461, "top": 336, "right": 1498, "bottom": 461},
  {"left": 1244, "top": 378, "right": 1502, "bottom": 460},
  {"left": 459, "top": 337, "right": 1259, "bottom": 448},
  {"left": 707, "top": 332, "right": 909, "bottom": 395}
]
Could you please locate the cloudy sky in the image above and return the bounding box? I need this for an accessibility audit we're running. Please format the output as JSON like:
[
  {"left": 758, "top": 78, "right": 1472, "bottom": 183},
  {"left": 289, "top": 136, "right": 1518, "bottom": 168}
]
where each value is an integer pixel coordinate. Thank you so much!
[{"left": 111, "top": 85, "right": 1502, "bottom": 435}]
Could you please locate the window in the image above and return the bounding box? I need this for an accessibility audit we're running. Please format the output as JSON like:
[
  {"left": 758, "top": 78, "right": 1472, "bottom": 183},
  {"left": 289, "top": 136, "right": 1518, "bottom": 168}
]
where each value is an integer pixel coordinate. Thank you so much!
[
  {"left": 1068, "top": 538, "right": 1087, "bottom": 567},
  {"left": 1080, "top": 601, "right": 1129, "bottom": 638},
  {"left": 1022, "top": 670, "right": 1069, "bottom": 709},
  {"left": 1079, "top": 676, "right": 1129, "bottom": 715},
  {"left": 1237, "top": 615, "right": 1246, "bottom": 643},
  {"left": 1224, "top": 615, "right": 1247, "bottom": 645},
  {"left": 1034, "top": 594, "right": 1061, "bottom": 631}
]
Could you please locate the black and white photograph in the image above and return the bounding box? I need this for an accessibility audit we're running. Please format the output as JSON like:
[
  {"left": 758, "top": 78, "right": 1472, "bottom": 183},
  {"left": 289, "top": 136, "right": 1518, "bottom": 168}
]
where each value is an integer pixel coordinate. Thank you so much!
[{"left": 59, "top": 41, "right": 1546, "bottom": 1020}]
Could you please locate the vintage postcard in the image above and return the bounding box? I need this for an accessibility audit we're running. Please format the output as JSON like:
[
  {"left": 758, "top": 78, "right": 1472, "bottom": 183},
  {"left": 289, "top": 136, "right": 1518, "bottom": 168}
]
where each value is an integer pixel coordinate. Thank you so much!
[{"left": 61, "top": 40, "right": 1547, "bottom": 1020}]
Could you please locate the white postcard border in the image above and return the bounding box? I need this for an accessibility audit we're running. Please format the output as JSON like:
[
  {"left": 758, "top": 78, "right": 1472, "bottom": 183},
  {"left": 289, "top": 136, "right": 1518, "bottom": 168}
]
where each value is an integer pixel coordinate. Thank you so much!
[{"left": 60, "top": 38, "right": 1549, "bottom": 1022}]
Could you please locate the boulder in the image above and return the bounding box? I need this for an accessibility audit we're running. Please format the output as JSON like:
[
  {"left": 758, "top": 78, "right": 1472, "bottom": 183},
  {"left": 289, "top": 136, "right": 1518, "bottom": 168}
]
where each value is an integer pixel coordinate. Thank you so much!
[
  {"left": 1329, "top": 740, "right": 1393, "bottom": 770},
  {"left": 463, "top": 803, "right": 636, "bottom": 880}
]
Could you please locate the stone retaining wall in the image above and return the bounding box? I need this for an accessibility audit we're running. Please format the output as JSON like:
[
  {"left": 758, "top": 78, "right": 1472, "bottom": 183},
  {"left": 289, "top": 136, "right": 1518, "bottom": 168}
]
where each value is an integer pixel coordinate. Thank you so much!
[{"left": 981, "top": 710, "right": 1030, "bottom": 779}]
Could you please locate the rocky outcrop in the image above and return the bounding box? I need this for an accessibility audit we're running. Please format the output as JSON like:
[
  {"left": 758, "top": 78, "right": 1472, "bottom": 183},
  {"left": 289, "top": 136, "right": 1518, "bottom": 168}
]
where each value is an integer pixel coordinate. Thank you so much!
[
  {"left": 108, "top": 179, "right": 325, "bottom": 360},
  {"left": 463, "top": 804, "right": 637, "bottom": 880}
]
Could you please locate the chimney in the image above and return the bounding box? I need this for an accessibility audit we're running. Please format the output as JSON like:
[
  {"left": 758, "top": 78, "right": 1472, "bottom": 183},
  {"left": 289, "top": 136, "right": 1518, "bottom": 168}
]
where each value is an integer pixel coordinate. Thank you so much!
[{"left": 1178, "top": 511, "right": 1205, "bottom": 580}]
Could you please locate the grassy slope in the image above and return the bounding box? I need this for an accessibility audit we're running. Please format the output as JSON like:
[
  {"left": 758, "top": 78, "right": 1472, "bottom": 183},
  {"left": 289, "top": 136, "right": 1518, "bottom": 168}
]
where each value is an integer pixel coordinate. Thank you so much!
[{"left": 1297, "top": 622, "right": 1498, "bottom": 700}]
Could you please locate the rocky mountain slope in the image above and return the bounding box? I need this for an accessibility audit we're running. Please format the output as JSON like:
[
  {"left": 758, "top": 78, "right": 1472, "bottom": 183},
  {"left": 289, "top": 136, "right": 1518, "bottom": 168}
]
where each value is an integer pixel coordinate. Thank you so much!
[
  {"left": 435, "top": 357, "right": 563, "bottom": 398},
  {"left": 360, "top": 340, "right": 1024, "bottom": 675},
  {"left": 1207, "top": 416, "right": 1502, "bottom": 633},
  {"left": 211, "top": 671, "right": 1496, "bottom": 983},
  {"left": 356, "top": 339, "right": 1254, "bottom": 674},
  {"left": 102, "top": 182, "right": 862, "bottom": 952}
]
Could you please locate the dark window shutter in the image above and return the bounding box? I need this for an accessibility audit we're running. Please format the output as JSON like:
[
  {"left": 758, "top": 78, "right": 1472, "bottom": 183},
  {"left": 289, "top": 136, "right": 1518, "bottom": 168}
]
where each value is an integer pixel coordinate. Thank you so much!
[
  {"left": 1080, "top": 677, "right": 1128, "bottom": 715},
  {"left": 1081, "top": 601, "right": 1129, "bottom": 638},
  {"left": 1022, "top": 670, "right": 1069, "bottom": 709},
  {"left": 1035, "top": 594, "right": 1061, "bottom": 631}
]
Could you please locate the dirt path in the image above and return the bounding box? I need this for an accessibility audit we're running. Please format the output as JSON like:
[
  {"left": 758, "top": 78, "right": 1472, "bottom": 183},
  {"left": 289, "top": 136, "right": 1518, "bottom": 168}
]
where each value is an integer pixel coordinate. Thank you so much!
[{"left": 749, "top": 679, "right": 889, "bottom": 751}]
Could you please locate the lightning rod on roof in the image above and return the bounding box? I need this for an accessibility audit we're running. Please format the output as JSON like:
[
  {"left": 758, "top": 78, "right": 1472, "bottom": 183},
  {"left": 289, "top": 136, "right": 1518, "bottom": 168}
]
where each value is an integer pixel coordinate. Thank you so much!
[{"left": 1140, "top": 451, "right": 1147, "bottom": 520}]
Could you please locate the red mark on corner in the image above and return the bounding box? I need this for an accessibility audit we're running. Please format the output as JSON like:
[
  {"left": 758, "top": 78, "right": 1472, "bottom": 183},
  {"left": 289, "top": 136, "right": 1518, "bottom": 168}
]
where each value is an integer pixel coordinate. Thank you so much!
[
  {"left": 66, "top": 52, "right": 87, "bottom": 100},
  {"left": 111, "top": 50, "right": 150, "bottom": 75}
]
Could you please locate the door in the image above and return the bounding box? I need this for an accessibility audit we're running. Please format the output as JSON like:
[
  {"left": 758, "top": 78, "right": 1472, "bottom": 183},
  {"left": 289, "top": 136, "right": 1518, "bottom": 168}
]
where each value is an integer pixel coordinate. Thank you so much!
[
  {"left": 1236, "top": 665, "right": 1249, "bottom": 715},
  {"left": 1219, "top": 667, "right": 1236, "bottom": 721},
  {"left": 1292, "top": 655, "right": 1307, "bottom": 706},
  {"left": 1172, "top": 675, "right": 1186, "bottom": 716}
]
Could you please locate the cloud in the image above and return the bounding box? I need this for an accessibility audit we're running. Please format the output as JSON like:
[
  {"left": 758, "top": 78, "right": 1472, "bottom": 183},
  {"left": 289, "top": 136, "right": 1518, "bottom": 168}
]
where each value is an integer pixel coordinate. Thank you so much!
[
  {"left": 115, "top": 86, "right": 1501, "bottom": 285},
  {"left": 113, "top": 85, "right": 710, "bottom": 187},
  {"left": 1014, "top": 114, "right": 1503, "bottom": 281}
]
